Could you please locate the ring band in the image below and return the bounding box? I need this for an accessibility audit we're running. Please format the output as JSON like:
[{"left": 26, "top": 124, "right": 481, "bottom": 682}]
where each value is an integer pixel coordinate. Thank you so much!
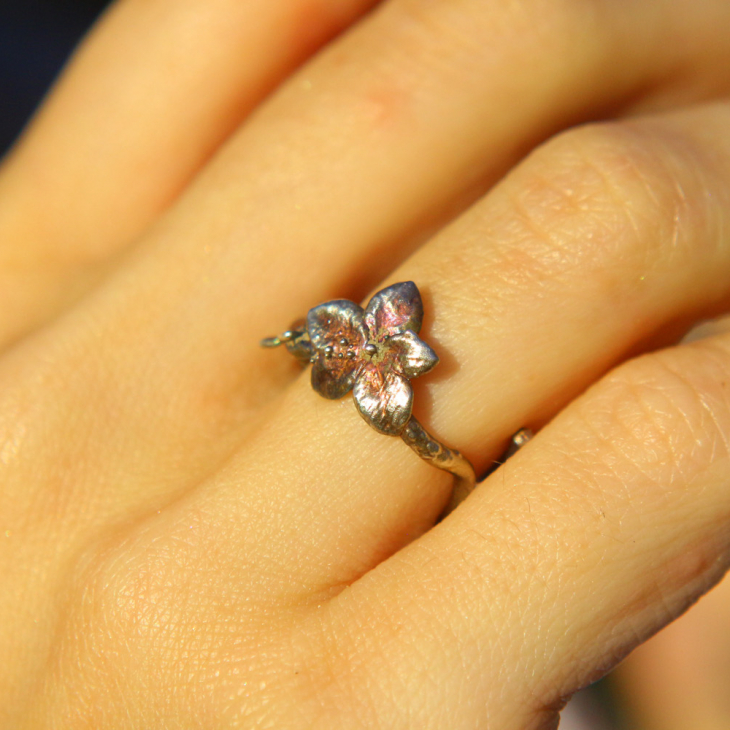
[{"left": 262, "top": 281, "right": 525, "bottom": 514}]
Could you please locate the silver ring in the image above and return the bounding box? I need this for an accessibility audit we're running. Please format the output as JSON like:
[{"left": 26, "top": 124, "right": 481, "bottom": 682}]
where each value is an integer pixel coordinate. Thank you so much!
[{"left": 262, "top": 281, "right": 527, "bottom": 513}]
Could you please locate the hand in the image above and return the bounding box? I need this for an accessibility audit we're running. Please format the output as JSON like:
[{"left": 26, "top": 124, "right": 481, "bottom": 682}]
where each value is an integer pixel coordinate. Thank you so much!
[{"left": 2, "top": 0, "right": 730, "bottom": 727}]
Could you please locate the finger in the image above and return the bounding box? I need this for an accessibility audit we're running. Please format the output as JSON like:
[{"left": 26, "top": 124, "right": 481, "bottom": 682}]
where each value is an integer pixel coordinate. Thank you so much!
[
  {"left": 610, "top": 316, "right": 730, "bottom": 729},
  {"left": 319, "top": 327, "right": 730, "bottom": 729},
  {"left": 614, "top": 568, "right": 730, "bottom": 730},
  {"left": 0, "top": 0, "right": 381, "bottom": 344}
]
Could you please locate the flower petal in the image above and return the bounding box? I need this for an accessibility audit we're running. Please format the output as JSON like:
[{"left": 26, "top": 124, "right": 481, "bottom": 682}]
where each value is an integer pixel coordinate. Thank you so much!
[
  {"left": 311, "top": 353, "right": 359, "bottom": 400},
  {"left": 307, "top": 300, "right": 366, "bottom": 350},
  {"left": 388, "top": 330, "right": 439, "bottom": 378},
  {"left": 364, "top": 281, "right": 423, "bottom": 339},
  {"left": 353, "top": 364, "right": 413, "bottom": 435}
]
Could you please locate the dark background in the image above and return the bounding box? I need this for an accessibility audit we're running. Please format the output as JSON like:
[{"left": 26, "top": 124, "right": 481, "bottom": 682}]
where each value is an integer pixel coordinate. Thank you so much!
[{"left": 0, "top": 0, "right": 111, "bottom": 156}]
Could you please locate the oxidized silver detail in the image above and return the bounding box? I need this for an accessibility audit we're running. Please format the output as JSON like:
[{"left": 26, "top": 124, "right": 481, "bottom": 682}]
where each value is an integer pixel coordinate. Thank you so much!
[{"left": 304, "top": 281, "right": 438, "bottom": 435}]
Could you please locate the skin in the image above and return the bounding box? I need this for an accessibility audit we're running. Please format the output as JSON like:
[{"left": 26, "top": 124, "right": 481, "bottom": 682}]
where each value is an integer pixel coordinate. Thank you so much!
[{"left": 1, "top": 0, "right": 730, "bottom": 727}]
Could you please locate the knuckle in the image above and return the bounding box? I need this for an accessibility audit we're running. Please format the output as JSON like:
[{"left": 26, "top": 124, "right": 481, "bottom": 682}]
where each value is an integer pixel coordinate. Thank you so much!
[
  {"left": 71, "top": 541, "right": 191, "bottom": 682},
  {"left": 501, "top": 120, "right": 695, "bottom": 287},
  {"left": 58, "top": 522, "right": 311, "bottom": 720},
  {"left": 582, "top": 343, "right": 730, "bottom": 488},
  {"left": 56, "top": 531, "right": 233, "bottom": 719},
  {"left": 434, "top": 119, "right": 703, "bottom": 329}
]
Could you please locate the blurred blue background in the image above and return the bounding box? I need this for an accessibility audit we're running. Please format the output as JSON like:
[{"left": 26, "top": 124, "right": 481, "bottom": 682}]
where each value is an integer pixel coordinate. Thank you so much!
[{"left": 0, "top": 0, "right": 110, "bottom": 156}]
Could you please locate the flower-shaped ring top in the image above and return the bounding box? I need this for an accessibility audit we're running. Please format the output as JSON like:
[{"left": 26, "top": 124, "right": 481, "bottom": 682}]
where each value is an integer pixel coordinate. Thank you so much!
[{"left": 306, "top": 281, "right": 438, "bottom": 435}]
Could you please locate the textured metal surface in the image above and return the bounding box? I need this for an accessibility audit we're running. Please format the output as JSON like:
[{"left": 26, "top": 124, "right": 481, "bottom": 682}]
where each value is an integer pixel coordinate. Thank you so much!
[
  {"left": 401, "top": 416, "right": 476, "bottom": 515},
  {"left": 262, "top": 281, "right": 528, "bottom": 514}
]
